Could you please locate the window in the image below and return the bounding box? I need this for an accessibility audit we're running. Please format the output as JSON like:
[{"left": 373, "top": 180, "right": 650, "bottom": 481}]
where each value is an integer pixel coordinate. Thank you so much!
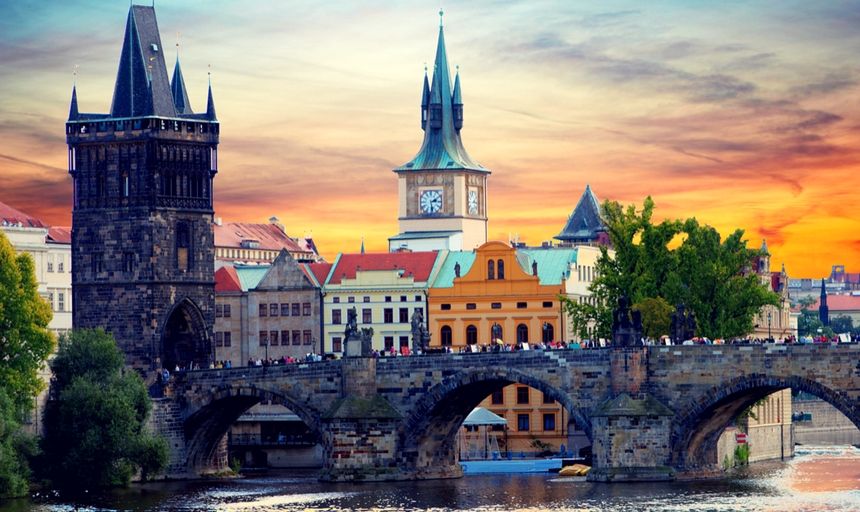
[
  {"left": 47, "top": 292, "right": 54, "bottom": 310},
  {"left": 543, "top": 413, "right": 556, "bottom": 431},
  {"left": 292, "top": 303, "right": 301, "bottom": 316},
  {"left": 384, "top": 336, "right": 394, "bottom": 350},
  {"left": 466, "top": 325, "right": 478, "bottom": 345},
  {"left": 270, "top": 330, "right": 279, "bottom": 346},
  {"left": 415, "top": 295, "right": 422, "bottom": 302},
  {"left": 216, "top": 304, "right": 223, "bottom": 317},
  {"left": 414, "top": 307, "right": 424, "bottom": 321},
  {"left": 497, "top": 259, "right": 505, "bottom": 279},
  {"left": 400, "top": 296, "right": 407, "bottom": 302},
  {"left": 58, "top": 258, "right": 64, "bottom": 272},
  {"left": 441, "top": 304, "right": 451, "bottom": 311},
  {"left": 491, "top": 302, "right": 502, "bottom": 309},
  {"left": 303, "top": 303, "right": 311, "bottom": 316},
  {"left": 348, "top": 296, "right": 355, "bottom": 303},
  {"left": 542, "top": 323, "right": 554, "bottom": 343},
  {"left": 516, "top": 387, "right": 529, "bottom": 405},
  {"left": 303, "top": 330, "right": 312, "bottom": 345},
  {"left": 516, "top": 302, "right": 527, "bottom": 309},
  {"left": 281, "top": 303, "right": 289, "bottom": 316},
  {"left": 399, "top": 336, "right": 409, "bottom": 348},
  {"left": 47, "top": 256, "right": 54, "bottom": 272},
  {"left": 363, "top": 296, "right": 370, "bottom": 303},
  {"left": 362, "top": 308, "right": 372, "bottom": 324},
  {"left": 466, "top": 303, "right": 476, "bottom": 310},
  {"left": 517, "top": 414, "right": 530, "bottom": 432},
  {"left": 215, "top": 332, "right": 223, "bottom": 347},
  {"left": 333, "top": 297, "right": 340, "bottom": 304},
  {"left": 224, "top": 304, "right": 231, "bottom": 318},
  {"left": 383, "top": 308, "right": 393, "bottom": 323},
  {"left": 542, "top": 301, "right": 553, "bottom": 308},
  {"left": 292, "top": 331, "right": 301, "bottom": 346},
  {"left": 122, "top": 172, "right": 129, "bottom": 197},
  {"left": 223, "top": 332, "right": 232, "bottom": 347},
  {"left": 385, "top": 296, "right": 392, "bottom": 302},
  {"left": 487, "top": 259, "right": 495, "bottom": 280},
  {"left": 332, "top": 337, "right": 342, "bottom": 352},
  {"left": 490, "top": 325, "right": 504, "bottom": 341},
  {"left": 543, "top": 392, "right": 555, "bottom": 404},
  {"left": 441, "top": 326, "right": 452, "bottom": 346},
  {"left": 57, "top": 292, "right": 65, "bottom": 312},
  {"left": 176, "top": 221, "right": 191, "bottom": 271},
  {"left": 491, "top": 390, "right": 504, "bottom": 405},
  {"left": 259, "top": 331, "right": 268, "bottom": 346},
  {"left": 269, "top": 304, "right": 279, "bottom": 317},
  {"left": 332, "top": 309, "right": 342, "bottom": 325},
  {"left": 517, "top": 324, "right": 529, "bottom": 344},
  {"left": 259, "top": 304, "right": 267, "bottom": 317},
  {"left": 91, "top": 253, "right": 104, "bottom": 274},
  {"left": 399, "top": 308, "right": 409, "bottom": 323}
]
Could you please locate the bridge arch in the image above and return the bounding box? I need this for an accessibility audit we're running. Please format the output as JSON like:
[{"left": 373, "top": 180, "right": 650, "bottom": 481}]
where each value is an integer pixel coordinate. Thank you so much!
[
  {"left": 399, "top": 367, "right": 589, "bottom": 478},
  {"left": 671, "top": 374, "right": 860, "bottom": 472},
  {"left": 181, "top": 383, "right": 322, "bottom": 472}
]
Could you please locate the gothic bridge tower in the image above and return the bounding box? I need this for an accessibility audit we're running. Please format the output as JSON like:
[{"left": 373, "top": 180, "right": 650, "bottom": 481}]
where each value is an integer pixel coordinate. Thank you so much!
[
  {"left": 66, "top": 4, "right": 218, "bottom": 371},
  {"left": 389, "top": 11, "right": 490, "bottom": 252}
]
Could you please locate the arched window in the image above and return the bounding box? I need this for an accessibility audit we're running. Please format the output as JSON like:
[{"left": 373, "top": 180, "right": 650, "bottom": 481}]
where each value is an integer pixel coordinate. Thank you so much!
[
  {"left": 542, "top": 323, "right": 554, "bottom": 343},
  {"left": 466, "top": 325, "right": 478, "bottom": 345},
  {"left": 487, "top": 259, "right": 495, "bottom": 280},
  {"left": 497, "top": 259, "right": 505, "bottom": 280},
  {"left": 441, "top": 326, "right": 453, "bottom": 346},
  {"left": 517, "top": 323, "right": 529, "bottom": 343},
  {"left": 490, "top": 324, "right": 503, "bottom": 342}
]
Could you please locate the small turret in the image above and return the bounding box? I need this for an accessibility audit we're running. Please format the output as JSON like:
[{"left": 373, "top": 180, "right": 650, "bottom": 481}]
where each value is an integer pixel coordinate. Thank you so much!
[
  {"left": 452, "top": 66, "right": 463, "bottom": 131},
  {"left": 205, "top": 78, "right": 217, "bottom": 121},
  {"left": 171, "top": 53, "right": 193, "bottom": 115},
  {"left": 421, "top": 68, "right": 430, "bottom": 131},
  {"left": 819, "top": 278, "right": 829, "bottom": 326},
  {"left": 68, "top": 85, "right": 79, "bottom": 121}
]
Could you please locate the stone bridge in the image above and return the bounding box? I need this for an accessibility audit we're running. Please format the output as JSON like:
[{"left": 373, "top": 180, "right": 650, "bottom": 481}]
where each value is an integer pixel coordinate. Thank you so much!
[{"left": 153, "top": 344, "right": 860, "bottom": 482}]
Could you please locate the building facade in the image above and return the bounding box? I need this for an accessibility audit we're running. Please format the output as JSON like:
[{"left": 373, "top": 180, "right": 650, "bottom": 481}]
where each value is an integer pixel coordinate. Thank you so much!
[
  {"left": 67, "top": 5, "right": 218, "bottom": 371},
  {"left": 389, "top": 15, "right": 490, "bottom": 252},
  {"left": 751, "top": 241, "right": 793, "bottom": 340},
  {"left": 214, "top": 216, "right": 319, "bottom": 267},
  {"left": 321, "top": 252, "right": 443, "bottom": 354},
  {"left": 214, "top": 251, "right": 325, "bottom": 365}
]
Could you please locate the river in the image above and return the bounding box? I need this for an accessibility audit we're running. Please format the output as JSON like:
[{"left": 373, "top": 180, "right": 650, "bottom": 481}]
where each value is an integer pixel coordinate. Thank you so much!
[{"left": 3, "top": 446, "right": 859, "bottom": 511}]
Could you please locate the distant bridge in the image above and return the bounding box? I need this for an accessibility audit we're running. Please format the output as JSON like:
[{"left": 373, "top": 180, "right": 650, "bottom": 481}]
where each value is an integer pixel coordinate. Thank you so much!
[{"left": 152, "top": 344, "right": 860, "bottom": 482}]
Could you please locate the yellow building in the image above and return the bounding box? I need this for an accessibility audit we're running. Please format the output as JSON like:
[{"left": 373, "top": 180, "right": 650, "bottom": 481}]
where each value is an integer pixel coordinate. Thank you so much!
[{"left": 752, "top": 240, "right": 792, "bottom": 340}]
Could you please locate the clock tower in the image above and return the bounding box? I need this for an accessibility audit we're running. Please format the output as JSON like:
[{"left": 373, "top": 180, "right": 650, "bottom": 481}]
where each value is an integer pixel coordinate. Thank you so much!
[{"left": 388, "top": 12, "right": 490, "bottom": 252}]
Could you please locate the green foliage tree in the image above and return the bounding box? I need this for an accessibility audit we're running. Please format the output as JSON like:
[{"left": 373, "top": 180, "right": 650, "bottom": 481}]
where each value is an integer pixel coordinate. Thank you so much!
[
  {"left": 633, "top": 297, "right": 674, "bottom": 340},
  {"left": 561, "top": 197, "right": 779, "bottom": 341},
  {"left": 797, "top": 297, "right": 834, "bottom": 337},
  {"left": 0, "top": 231, "right": 54, "bottom": 498},
  {"left": 829, "top": 315, "right": 854, "bottom": 335},
  {"left": 40, "top": 329, "right": 168, "bottom": 489}
]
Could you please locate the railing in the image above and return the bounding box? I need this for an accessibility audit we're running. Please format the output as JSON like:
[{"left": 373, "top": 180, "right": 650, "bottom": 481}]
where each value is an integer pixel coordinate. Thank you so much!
[{"left": 228, "top": 433, "right": 318, "bottom": 447}]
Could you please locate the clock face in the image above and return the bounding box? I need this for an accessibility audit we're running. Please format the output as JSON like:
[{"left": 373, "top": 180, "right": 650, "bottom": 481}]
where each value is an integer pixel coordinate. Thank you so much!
[
  {"left": 468, "top": 190, "right": 479, "bottom": 215},
  {"left": 420, "top": 189, "right": 443, "bottom": 214}
]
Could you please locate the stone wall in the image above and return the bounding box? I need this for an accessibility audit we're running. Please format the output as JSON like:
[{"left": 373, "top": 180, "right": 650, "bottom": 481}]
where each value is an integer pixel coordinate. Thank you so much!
[{"left": 794, "top": 398, "right": 860, "bottom": 445}]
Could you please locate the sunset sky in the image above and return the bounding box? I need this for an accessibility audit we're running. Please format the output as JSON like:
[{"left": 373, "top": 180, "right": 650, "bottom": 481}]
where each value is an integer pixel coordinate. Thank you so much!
[{"left": 1, "top": 1, "right": 859, "bottom": 277}]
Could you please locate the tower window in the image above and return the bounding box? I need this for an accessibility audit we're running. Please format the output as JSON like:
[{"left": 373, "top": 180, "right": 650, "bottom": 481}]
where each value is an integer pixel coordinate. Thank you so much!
[
  {"left": 176, "top": 222, "right": 192, "bottom": 271},
  {"left": 122, "top": 172, "right": 130, "bottom": 198},
  {"left": 487, "top": 259, "right": 495, "bottom": 280},
  {"left": 123, "top": 252, "right": 134, "bottom": 273},
  {"left": 497, "top": 259, "right": 505, "bottom": 279}
]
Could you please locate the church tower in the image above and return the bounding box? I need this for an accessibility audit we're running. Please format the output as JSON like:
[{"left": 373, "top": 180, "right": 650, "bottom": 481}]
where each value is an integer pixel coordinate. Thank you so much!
[
  {"left": 389, "top": 11, "right": 490, "bottom": 252},
  {"left": 66, "top": 5, "right": 218, "bottom": 371}
]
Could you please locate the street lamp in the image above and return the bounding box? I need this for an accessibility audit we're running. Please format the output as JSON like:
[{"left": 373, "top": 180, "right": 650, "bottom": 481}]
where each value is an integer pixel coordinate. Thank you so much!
[{"left": 767, "top": 310, "right": 772, "bottom": 341}]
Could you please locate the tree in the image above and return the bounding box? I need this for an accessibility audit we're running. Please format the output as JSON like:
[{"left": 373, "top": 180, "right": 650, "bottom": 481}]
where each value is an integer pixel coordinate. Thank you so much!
[
  {"left": 829, "top": 316, "right": 854, "bottom": 335},
  {"left": 561, "top": 197, "right": 779, "bottom": 341},
  {"left": 633, "top": 297, "right": 674, "bottom": 340},
  {"left": 0, "top": 231, "right": 54, "bottom": 498},
  {"left": 40, "top": 329, "right": 168, "bottom": 490}
]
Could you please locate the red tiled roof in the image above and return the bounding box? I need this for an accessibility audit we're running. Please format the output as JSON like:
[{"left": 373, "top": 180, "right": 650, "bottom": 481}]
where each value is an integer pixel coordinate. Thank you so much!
[
  {"left": 307, "top": 262, "right": 332, "bottom": 286},
  {"left": 214, "top": 222, "right": 308, "bottom": 254},
  {"left": 810, "top": 295, "right": 860, "bottom": 312},
  {"left": 215, "top": 266, "right": 242, "bottom": 292},
  {"left": 0, "top": 201, "right": 46, "bottom": 228},
  {"left": 47, "top": 226, "right": 71, "bottom": 244},
  {"left": 327, "top": 251, "right": 438, "bottom": 285}
]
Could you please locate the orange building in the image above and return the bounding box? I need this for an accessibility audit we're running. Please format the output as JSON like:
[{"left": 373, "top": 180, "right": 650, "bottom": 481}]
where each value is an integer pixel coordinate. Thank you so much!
[{"left": 429, "top": 241, "right": 564, "bottom": 348}]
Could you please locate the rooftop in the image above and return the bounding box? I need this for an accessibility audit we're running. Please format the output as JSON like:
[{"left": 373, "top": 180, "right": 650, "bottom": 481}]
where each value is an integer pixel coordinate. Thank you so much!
[
  {"left": 0, "top": 201, "right": 47, "bottom": 229},
  {"left": 327, "top": 251, "right": 440, "bottom": 285}
]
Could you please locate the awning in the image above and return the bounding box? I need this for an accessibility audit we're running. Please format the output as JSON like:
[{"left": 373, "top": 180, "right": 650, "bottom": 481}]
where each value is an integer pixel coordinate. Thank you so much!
[{"left": 463, "top": 407, "right": 507, "bottom": 426}]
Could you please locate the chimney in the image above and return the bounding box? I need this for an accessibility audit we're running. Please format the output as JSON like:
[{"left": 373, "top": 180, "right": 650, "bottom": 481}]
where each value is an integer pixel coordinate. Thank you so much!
[{"left": 269, "top": 216, "right": 285, "bottom": 233}]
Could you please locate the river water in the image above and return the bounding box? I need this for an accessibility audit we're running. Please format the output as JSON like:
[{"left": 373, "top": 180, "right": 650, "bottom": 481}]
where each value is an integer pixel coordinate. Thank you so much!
[{"left": 4, "top": 446, "right": 859, "bottom": 511}]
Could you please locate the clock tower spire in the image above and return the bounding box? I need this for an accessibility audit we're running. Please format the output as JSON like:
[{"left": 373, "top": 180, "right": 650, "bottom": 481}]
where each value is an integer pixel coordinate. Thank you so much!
[{"left": 389, "top": 12, "right": 490, "bottom": 252}]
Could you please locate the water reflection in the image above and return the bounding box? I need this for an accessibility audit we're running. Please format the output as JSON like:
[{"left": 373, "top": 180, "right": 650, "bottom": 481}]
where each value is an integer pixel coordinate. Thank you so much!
[{"left": 4, "top": 446, "right": 859, "bottom": 511}]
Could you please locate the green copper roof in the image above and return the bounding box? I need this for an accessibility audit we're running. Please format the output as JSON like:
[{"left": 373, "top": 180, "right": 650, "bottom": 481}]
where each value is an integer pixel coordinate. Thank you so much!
[
  {"left": 395, "top": 16, "right": 487, "bottom": 173},
  {"left": 432, "top": 251, "right": 476, "bottom": 288},
  {"left": 518, "top": 248, "right": 578, "bottom": 285},
  {"left": 235, "top": 265, "right": 270, "bottom": 291}
]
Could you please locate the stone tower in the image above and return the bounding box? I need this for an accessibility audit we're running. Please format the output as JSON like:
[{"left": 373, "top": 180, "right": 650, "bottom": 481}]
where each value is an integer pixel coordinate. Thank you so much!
[
  {"left": 819, "top": 278, "right": 830, "bottom": 326},
  {"left": 389, "top": 11, "right": 490, "bottom": 252},
  {"left": 66, "top": 5, "right": 218, "bottom": 371}
]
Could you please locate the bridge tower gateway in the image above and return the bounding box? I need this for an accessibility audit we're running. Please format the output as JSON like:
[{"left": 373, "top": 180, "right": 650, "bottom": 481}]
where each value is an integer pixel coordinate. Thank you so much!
[{"left": 66, "top": 4, "right": 219, "bottom": 372}]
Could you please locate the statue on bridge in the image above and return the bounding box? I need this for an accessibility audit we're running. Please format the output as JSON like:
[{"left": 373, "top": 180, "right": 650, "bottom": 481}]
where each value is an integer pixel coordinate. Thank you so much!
[
  {"left": 343, "top": 307, "right": 373, "bottom": 357},
  {"left": 670, "top": 303, "right": 697, "bottom": 344},
  {"left": 411, "top": 308, "right": 431, "bottom": 353},
  {"left": 611, "top": 295, "right": 643, "bottom": 347}
]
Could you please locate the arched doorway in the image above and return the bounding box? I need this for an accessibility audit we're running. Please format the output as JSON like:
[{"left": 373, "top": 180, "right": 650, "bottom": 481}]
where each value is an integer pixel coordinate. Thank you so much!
[
  {"left": 516, "top": 324, "right": 529, "bottom": 344},
  {"left": 466, "top": 325, "right": 478, "bottom": 345},
  {"left": 161, "top": 298, "right": 210, "bottom": 371},
  {"left": 441, "top": 326, "right": 453, "bottom": 347}
]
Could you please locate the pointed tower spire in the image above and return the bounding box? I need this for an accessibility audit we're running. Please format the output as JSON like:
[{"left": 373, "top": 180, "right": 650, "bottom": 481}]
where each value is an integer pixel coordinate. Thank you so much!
[
  {"left": 170, "top": 40, "right": 193, "bottom": 115},
  {"left": 760, "top": 238, "right": 770, "bottom": 256},
  {"left": 452, "top": 65, "right": 463, "bottom": 130},
  {"left": 360, "top": 237, "right": 366, "bottom": 254},
  {"left": 205, "top": 70, "right": 217, "bottom": 121},
  {"left": 819, "top": 278, "right": 830, "bottom": 326},
  {"left": 69, "top": 85, "right": 79, "bottom": 121},
  {"left": 420, "top": 65, "right": 430, "bottom": 131}
]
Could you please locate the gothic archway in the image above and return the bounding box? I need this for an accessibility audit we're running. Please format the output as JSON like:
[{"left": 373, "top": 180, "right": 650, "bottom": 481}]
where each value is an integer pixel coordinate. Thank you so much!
[{"left": 161, "top": 298, "right": 210, "bottom": 371}]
